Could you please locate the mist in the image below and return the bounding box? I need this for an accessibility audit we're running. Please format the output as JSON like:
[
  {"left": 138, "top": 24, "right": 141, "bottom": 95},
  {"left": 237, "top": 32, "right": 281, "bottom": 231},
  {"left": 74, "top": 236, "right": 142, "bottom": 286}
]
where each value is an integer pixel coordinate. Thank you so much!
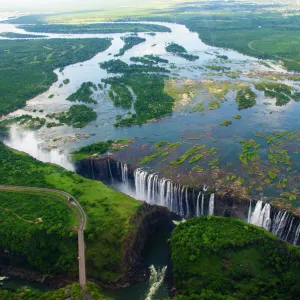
[
  {"left": 5, "top": 126, "right": 74, "bottom": 171},
  {"left": 0, "top": 0, "right": 160, "bottom": 13}
]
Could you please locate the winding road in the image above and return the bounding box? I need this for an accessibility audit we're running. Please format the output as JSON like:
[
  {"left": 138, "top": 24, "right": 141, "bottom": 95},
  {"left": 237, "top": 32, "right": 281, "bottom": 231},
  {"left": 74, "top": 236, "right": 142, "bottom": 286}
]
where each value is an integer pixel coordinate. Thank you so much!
[{"left": 0, "top": 185, "right": 89, "bottom": 299}]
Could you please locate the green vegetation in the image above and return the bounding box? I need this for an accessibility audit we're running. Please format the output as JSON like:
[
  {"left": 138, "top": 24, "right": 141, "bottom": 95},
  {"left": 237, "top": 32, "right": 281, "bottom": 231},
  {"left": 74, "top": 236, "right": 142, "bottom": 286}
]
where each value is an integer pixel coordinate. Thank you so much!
[
  {"left": 0, "top": 115, "right": 46, "bottom": 130},
  {"left": 101, "top": 60, "right": 173, "bottom": 126},
  {"left": 170, "top": 145, "right": 203, "bottom": 165},
  {"left": 72, "top": 139, "right": 132, "bottom": 161},
  {"left": 170, "top": 217, "right": 300, "bottom": 300},
  {"left": 204, "top": 65, "right": 231, "bottom": 72},
  {"left": 254, "top": 82, "right": 293, "bottom": 106},
  {"left": 293, "top": 92, "right": 300, "bottom": 102},
  {"left": 47, "top": 104, "right": 97, "bottom": 128},
  {"left": 115, "top": 36, "right": 146, "bottom": 56},
  {"left": 48, "top": 94, "right": 54, "bottom": 99},
  {"left": 0, "top": 32, "right": 46, "bottom": 38},
  {"left": 219, "top": 120, "right": 232, "bottom": 127},
  {"left": 239, "top": 139, "right": 260, "bottom": 164},
  {"left": 63, "top": 78, "right": 70, "bottom": 85},
  {"left": 0, "top": 38, "right": 111, "bottom": 116},
  {"left": 100, "top": 59, "right": 169, "bottom": 74},
  {"left": 165, "top": 42, "right": 199, "bottom": 61},
  {"left": 19, "top": 23, "right": 171, "bottom": 34},
  {"left": 0, "top": 191, "right": 77, "bottom": 275},
  {"left": 236, "top": 86, "right": 257, "bottom": 110},
  {"left": 108, "top": 84, "right": 133, "bottom": 109},
  {"left": 67, "top": 82, "right": 97, "bottom": 104},
  {"left": 0, "top": 142, "right": 140, "bottom": 281},
  {"left": 233, "top": 114, "right": 242, "bottom": 119},
  {"left": 0, "top": 282, "right": 111, "bottom": 299},
  {"left": 189, "top": 154, "right": 203, "bottom": 164},
  {"left": 130, "top": 54, "right": 168, "bottom": 65}
]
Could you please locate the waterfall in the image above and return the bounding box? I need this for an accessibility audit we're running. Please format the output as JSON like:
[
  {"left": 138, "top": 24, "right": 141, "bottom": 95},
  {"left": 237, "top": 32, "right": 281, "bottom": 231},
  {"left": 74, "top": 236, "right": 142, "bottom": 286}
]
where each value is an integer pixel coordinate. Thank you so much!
[
  {"left": 209, "top": 193, "right": 214, "bottom": 216},
  {"left": 185, "top": 187, "right": 189, "bottom": 217},
  {"left": 5, "top": 126, "right": 74, "bottom": 171},
  {"left": 294, "top": 224, "right": 300, "bottom": 246},
  {"left": 247, "top": 200, "right": 252, "bottom": 223},
  {"left": 285, "top": 217, "right": 294, "bottom": 241},
  {"left": 196, "top": 192, "right": 201, "bottom": 217},
  {"left": 109, "top": 163, "right": 300, "bottom": 245},
  {"left": 249, "top": 201, "right": 271, "bottom": 231},
  {"left": 108, "top": 159, "right": 114, "bottom": 184},
  {"left": 145, "top": 265, "right": 167, "bottom": 300},
  {"left": 121, "top": 162, "right": 128, "bottom": 188},
  {"left": 201, "top": 192, "right": 205, "bottom": 215}
]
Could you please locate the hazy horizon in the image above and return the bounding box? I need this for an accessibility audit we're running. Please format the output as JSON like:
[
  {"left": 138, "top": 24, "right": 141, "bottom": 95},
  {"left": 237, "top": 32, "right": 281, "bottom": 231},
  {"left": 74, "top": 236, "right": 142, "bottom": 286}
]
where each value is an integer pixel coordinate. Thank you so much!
[{"left": 0, "top": 0, "right": 177, "bottom": 13}]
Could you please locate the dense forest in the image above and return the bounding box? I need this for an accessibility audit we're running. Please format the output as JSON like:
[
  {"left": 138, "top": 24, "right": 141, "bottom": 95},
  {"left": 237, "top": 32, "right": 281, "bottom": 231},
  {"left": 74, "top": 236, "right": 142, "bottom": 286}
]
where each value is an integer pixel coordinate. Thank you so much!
[
  {"left": 0, "top": 38, "right": 111, "bottom": 116},
  {"left": 19, "top": 23, "right": 171, "bottom": 34},
  {"left": 170, "top": 217, "right": 300, "bottom": 300},
  {"left": 165, "top": 42, "right": 199, "bottom": 61},
  {"left": 0, "top": 282, "right": 111, "bottom": 299},
  {"left": 100, "top": 59, "right": 174, "bottom": 126},
  {"left": 0, "top": 32, "right": 46, "bottom": 38},
  {"left": 0, "top": 142, "right": 140, "bottom": 281},
  {"left": 47, "top": 104, "right": 97, "bottom": 128},
  {"left": 115, "top": 36, "right": 146, "bottom": 56},
  {"left": 67, "top": 82, "right": 98, "bottom": 104}
]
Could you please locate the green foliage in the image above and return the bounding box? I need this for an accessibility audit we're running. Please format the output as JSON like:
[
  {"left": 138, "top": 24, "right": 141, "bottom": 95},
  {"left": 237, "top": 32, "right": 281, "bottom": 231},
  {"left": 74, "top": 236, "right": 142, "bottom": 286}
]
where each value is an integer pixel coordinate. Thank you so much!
[
  {"left": 130, "top": 54, "right": 169, "bottom": 65},
  {"left": 0, "top": 282, "right": 111, "bottom": 299},
  {"left": 0, "top": 142, "right": 140, "bottom": 280},
  {"left": 170, "top": 145, "right": 203, "bottom": 165},
  {"left": 19, "top": 23, "right": 171, "bottom": 34},
  {"left": 166, "top": 42, "right": 199, "bottom": 61},
  {"left": 239, "top": 139, "right": 260, "bottom": 164},
  {"left": 0, "top": 38, "right": 111, "bottom": 116},
  {"left": 100, "top": 61, "right": 174, "bottom": 126},
  {"left": 0, "top": 192, "right": 77, "bottom": 274},
  {"left": 189, "top": 154, "right": 203, "bottom": 164},
  {"left": 108, "top": 84, "right": 133, "bottom": 109},
  {"left": 254, "top": 82, "right": 293, "bottom": 106},
  {"left": 232, "top": 114, "right": 242, "bottom": 120},
  {"left": 236, "top": 86, "right": 257, "bottom": 110},
  {"left": 170, "top": 217, "right": 300, "bottom": 300},
  {"left": 0, "top": 115, "right": 46, "bottom": 130},
  {"left": 63, "top": 78, "right": 70, "bottom": 85},
  {"left": 0, "top": 32, "right": 46, "bottom": 38},
  {"left": 100, "top": 59, "right": 169, "bottom": 74},
  {"left": 293, "top": 92, "right": 300, "bottom": 102},
  {"left": 67, "top": 82, "right": 97, "bottom": 104},
  {"left": 48, "top": 94, "right": 54, "bottom": 99},
  {"left": 116, "top": 36, "right": 146, "bottom": 56},
  {"left": 219, "top": 120, "right": 232, "bottom": 127},
  {"left": 71, "top": 139, "right": 131, "bottom": 161},
  {"left": 47, "top": 104, "right": 97, "bottom": 128}
]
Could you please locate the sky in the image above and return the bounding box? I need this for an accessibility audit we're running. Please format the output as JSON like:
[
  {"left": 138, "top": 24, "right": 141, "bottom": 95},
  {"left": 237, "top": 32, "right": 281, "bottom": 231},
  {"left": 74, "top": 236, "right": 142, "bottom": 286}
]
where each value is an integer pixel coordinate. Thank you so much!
[{"left": 0, "top": 0, "right": 171, "bottom": 13}]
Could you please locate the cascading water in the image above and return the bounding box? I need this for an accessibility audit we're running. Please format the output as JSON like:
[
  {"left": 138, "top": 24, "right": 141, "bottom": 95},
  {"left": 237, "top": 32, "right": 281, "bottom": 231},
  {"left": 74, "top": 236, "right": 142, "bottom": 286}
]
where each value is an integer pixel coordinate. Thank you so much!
[
  {"left": 145, "top": 265, "right": 167, "bottom": 300},
  {"left": 5, "top": 126, "right": 74, "bottom": 171},
  {"left": 294, "top": 224, "right": 300, "bottom": 246},
  {"left": 209, "top": 193, "right": 215, "bottom": 216},
  {"left": 105, "top": 162, "right": 300, "bottom": 246}
]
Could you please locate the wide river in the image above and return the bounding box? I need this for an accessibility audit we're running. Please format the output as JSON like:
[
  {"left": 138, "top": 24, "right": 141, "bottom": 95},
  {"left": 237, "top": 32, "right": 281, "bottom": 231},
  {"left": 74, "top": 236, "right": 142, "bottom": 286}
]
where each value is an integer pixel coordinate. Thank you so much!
[{"left": 1, "top": 19, "right": 300, "bottom": 299}]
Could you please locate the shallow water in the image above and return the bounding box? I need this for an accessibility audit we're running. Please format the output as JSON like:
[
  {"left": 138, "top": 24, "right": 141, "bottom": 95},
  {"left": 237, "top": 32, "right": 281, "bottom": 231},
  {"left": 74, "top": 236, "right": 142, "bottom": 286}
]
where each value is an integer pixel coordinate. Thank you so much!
[{"left": 2, "top": 20, "right": 300, "bottom": 204}]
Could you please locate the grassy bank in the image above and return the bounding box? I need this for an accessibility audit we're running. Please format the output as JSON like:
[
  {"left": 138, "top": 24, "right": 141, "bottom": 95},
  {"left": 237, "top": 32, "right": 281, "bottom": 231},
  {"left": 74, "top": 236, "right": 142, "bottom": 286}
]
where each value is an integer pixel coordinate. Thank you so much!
[{"left": 0, "top": 142, "right": 141, "bottom": 281}]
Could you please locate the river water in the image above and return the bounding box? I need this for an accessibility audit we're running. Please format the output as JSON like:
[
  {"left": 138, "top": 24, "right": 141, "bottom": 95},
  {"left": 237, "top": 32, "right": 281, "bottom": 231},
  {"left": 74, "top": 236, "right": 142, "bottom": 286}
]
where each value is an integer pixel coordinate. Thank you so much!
[{"left": 1, "top": 19, "right": 300, "bottom": 299}]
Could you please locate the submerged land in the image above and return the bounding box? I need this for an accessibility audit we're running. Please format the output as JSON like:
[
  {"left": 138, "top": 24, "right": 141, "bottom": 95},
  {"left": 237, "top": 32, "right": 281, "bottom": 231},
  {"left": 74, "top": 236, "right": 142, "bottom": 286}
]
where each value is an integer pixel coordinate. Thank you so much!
[{"left": 1, "top": 0, "right": 300, "bottom": 299}]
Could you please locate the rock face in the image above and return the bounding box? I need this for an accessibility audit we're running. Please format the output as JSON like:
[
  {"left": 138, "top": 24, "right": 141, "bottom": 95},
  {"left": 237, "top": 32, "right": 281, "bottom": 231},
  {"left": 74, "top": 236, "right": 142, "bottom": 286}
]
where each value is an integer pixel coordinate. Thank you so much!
[
  {"left": 75, "top": 157, "right": 300, "bottom": 246},
  {"left": 101, "top": 203, "right": 175, "bottom": 289}
]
